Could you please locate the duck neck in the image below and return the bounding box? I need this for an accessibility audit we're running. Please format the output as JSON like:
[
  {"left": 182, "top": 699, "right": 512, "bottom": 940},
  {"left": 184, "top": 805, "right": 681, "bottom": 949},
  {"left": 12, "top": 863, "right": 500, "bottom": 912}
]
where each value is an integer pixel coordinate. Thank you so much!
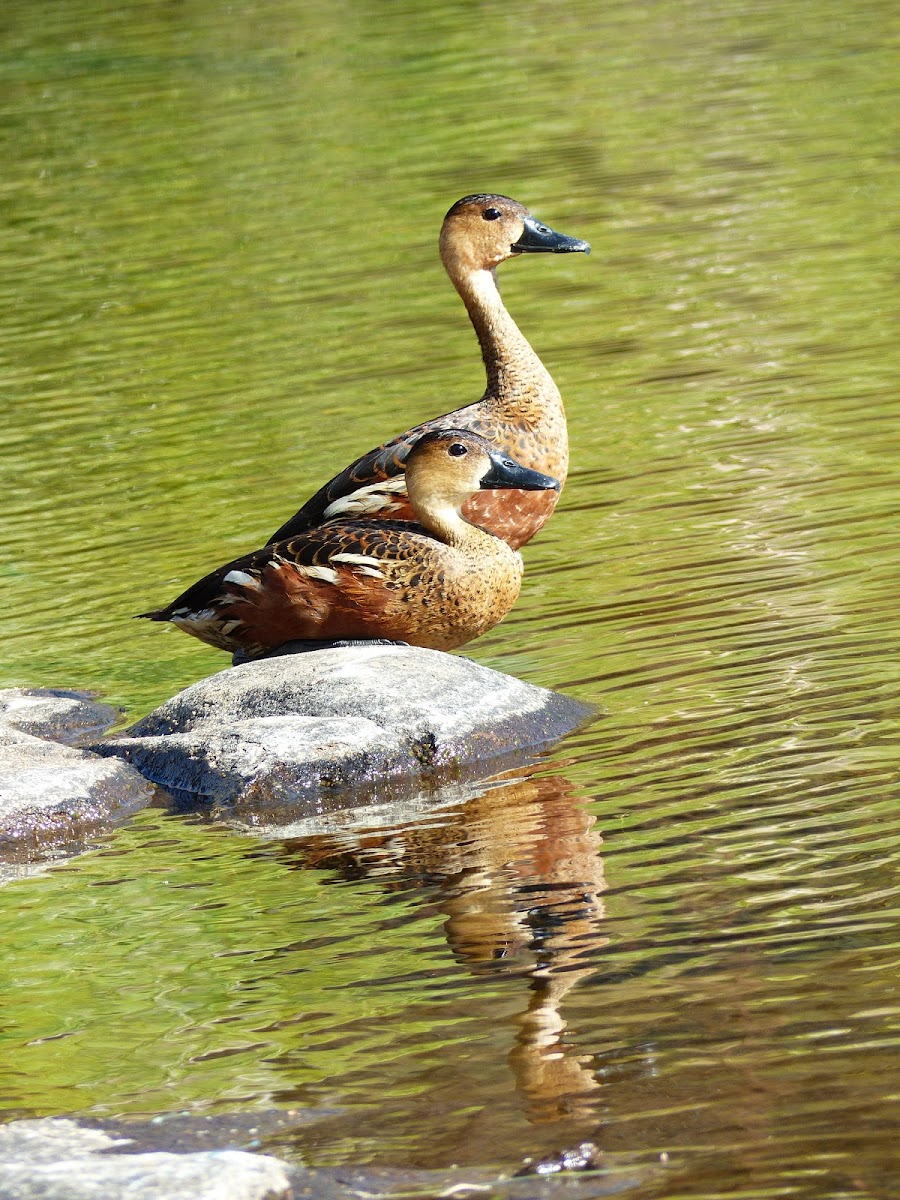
[
  {"left": 418, "top": 499, "right": 492, "bottom": 553},
  {"left": 455, "top": 267, "right": 556, "bottom": 404}
]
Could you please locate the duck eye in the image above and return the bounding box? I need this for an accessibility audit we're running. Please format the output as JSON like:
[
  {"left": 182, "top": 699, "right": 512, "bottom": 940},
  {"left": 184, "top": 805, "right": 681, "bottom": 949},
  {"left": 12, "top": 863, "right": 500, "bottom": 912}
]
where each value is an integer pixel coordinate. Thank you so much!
[
  {"left": 482, "top": 208, "right": 502, "bottom": 221},
  {"left": 448, "top": 442, "right": 468, "bottom": 457}
]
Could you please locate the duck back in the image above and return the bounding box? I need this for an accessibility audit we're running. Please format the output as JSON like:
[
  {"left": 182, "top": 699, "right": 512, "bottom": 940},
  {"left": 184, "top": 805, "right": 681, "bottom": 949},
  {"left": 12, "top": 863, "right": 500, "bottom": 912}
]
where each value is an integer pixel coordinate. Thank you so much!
[{"left": 267, "top": 194, "right": 587, "bottom": 550}]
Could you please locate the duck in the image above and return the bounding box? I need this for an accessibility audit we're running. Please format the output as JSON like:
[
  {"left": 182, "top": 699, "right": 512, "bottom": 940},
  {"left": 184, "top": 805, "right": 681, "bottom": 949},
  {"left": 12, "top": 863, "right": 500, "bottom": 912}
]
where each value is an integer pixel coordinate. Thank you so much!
[
  {"left": 267, "top": 193, "right": 589, "bottom": 552},
  {"left": 138, "top": 430, "right": 559, "bottom": 660}
]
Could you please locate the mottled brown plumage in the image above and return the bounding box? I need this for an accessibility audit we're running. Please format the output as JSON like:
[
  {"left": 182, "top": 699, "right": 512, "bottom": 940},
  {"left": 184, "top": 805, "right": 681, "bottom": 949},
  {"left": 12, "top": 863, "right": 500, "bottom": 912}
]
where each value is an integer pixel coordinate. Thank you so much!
[
  {"left": 268, "top": 194, "right": 589, "bottom": 551},
  {"left": 139, "top": 431, "right": 559, "bottom": 659}
]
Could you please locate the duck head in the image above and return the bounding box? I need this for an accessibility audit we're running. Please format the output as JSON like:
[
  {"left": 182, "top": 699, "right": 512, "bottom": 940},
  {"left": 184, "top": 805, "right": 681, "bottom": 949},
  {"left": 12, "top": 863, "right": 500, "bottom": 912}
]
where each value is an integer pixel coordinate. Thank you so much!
[
  {"left": 439, "top": 193, "right": 590, "bottom": 276},
  {"left": 406, "top": 429, "right": 559, "bottom": 516}
]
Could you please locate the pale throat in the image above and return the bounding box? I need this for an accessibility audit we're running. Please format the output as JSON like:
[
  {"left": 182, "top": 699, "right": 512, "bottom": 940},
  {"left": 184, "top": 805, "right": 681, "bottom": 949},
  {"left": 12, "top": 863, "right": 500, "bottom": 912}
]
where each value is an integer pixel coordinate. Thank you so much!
[
  {"left": 459, "top": 267, "right": 554, "bottom": 397},
  {"left": 417, "top": 497, "right": 471, "bottom": 547}
]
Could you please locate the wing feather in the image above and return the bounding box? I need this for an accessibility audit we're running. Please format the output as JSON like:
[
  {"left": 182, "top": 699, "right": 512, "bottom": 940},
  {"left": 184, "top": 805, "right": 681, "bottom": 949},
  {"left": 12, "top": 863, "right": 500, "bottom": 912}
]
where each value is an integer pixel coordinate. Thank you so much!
[{"left": 266, "top": 403, "right": 485, "bottom": 542}]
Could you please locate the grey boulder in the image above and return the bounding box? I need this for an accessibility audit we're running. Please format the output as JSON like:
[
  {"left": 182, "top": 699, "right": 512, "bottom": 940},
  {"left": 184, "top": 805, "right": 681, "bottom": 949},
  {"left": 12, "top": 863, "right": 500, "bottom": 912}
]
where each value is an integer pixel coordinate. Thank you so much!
[
  {"left": 0, "top": 732, "right": 154, "bottom": 854},
  {"left": 0, "top": 690, "right": 154, "bottom": 855},
  {"left": 93, "top": 645, "right": 592, "bottom": 816},
  {"left": 0, "top": 1119, "right": 292, "bottom": 1200}
]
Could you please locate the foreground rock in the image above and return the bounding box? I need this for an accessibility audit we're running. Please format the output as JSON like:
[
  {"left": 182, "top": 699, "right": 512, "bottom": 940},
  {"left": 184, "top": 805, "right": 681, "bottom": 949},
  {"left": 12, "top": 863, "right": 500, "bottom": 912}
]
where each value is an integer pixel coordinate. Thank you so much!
[
  {"left": 0, "top": 690, "right": 155, "bottom": 857},
  {"left": 93, "top": 645, "right": 593, "bottom": 815},
  {"left": 0, "top": 1119, "right": 292, "bottom": 1200},
  {"left": 0, "top": 1116, "right": 651, "bottom": 1200}
]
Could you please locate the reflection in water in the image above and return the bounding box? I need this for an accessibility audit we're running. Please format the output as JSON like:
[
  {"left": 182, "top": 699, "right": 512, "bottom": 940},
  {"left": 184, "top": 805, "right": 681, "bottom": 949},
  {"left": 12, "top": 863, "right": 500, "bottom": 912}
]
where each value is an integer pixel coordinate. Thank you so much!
[
  {"left": 0, "top": 0, "right": 898, "bottom": 1190},
  {"left": 278, "top": 769, "right": 608, "bottom": 1130}
]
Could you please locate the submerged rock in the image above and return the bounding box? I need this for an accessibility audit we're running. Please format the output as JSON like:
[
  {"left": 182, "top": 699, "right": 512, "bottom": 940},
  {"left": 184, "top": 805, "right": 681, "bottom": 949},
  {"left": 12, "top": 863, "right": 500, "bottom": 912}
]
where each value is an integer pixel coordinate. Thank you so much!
[{"left": 93, "top": 645, "right": 593, "bottom": 815}]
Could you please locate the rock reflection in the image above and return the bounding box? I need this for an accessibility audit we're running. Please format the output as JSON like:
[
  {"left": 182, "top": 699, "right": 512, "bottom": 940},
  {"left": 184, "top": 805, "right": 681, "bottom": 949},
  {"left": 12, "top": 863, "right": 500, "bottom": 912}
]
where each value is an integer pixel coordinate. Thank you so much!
[{"left": 275, "top": 768, "right": 606, "bottom": 1126}]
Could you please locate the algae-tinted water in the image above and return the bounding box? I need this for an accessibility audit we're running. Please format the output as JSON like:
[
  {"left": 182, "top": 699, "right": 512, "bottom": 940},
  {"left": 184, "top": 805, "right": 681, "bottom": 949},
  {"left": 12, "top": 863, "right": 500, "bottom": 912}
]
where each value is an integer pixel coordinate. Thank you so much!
[{"left": 0, "top": 0, "right": 897, "bottom": 1194}]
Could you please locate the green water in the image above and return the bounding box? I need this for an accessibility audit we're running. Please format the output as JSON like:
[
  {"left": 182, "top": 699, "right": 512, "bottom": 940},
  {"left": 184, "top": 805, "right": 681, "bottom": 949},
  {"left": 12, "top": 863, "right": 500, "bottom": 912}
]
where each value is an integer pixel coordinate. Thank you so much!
[{"left": 1, "top": 0, "right": 898, "bottom": 1193}]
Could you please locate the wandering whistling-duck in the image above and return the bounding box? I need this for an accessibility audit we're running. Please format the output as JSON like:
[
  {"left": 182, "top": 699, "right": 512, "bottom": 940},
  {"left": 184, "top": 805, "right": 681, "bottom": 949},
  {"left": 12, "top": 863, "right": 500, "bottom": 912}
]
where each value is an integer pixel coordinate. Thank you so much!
[
  {"left": 267, "top": 194, "right": 589, "bottom": 552},
  {"left": 138, "top": 430, "right": 559, "bottom": 659}
]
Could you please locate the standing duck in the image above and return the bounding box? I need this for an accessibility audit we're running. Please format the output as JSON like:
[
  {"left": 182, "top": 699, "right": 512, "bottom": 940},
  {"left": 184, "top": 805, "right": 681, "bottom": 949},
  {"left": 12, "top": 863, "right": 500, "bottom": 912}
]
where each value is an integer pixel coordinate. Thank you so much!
[
  {"left": 267, "top": 194, "right": 589, "bottom": 551},
  {"left": 139, "top": 430, "right": 559, "bottom": 659}
]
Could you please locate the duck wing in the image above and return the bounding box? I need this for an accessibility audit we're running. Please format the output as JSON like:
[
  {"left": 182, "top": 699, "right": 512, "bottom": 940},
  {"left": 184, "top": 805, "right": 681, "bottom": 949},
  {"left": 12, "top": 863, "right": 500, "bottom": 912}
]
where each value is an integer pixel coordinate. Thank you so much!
[
  {"left": 266, "top": 403, "right": 485, "bottom": 543},
  {"left": 141, "top": 520, "right": 431, "bottom": 630}
]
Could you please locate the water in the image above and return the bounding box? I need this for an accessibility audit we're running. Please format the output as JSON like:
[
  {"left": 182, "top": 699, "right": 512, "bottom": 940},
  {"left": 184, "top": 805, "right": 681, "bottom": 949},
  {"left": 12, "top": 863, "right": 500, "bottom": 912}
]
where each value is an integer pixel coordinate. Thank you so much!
[{"left": 0, "top": 0, "right": 898, "bottom": 1193}]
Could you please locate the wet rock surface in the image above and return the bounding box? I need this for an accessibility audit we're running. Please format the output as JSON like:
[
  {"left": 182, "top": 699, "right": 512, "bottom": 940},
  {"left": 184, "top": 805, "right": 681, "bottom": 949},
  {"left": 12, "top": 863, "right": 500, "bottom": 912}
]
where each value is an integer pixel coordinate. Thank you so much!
[
  {"left": 93, "top": 645, "right": 593, "bottom": 813},
  {"left": 0, "top": 735, "right": 153, "bottom": 853},
  {"left": 0, "top": 688, "right": 121, "bottom": 747},
  {"left": 0, "top": 1119, "right": 292, "bottom": 1200},
  {"left": 0, "top": 1116, "right": 653, "bottom": 1200},
  {"left": 0, "top": 690, "right": 155, "bottom": 857}
]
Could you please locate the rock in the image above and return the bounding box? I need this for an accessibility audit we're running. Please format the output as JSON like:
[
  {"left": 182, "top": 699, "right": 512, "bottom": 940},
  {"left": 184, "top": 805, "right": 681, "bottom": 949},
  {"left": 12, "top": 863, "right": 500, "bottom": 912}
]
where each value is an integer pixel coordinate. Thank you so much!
[
  {"left": 0, "top": 730, "right": 154, "bottom": 855},
  {"left": 0, "top": 1115, "right": 651, "bottom": 1200},
  {"left": 0, "top": 688, "right": 121, "bottom": 747},
  {"left": 0, "top": 1118, "right": 292, "bottom": 1200},
  {"left": 93, "top": 645, "right": 593, "bottom": 817},
  {"left": 0, "top": 689, "right": 154, "bottom": 866},
  {"left": 243, "top": 777, "right": 489, "bottom": 841}
]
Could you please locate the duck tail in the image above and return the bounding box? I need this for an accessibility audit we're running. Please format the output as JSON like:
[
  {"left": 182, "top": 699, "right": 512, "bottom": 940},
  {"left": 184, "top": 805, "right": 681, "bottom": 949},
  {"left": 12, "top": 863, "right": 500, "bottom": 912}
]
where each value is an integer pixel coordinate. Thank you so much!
[{"left": 134, "top": 609, "right": 169, "bottom": 621}]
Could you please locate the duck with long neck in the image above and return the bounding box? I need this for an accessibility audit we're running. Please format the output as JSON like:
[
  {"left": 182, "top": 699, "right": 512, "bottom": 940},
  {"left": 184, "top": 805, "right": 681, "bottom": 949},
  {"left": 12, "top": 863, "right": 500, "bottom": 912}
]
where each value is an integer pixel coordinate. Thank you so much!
[
  {"left": 440, "top": 196, "right": 562, "bottom": 422},
  {"left": 267, "top": 194, "right": 589, "bottom": 551}
]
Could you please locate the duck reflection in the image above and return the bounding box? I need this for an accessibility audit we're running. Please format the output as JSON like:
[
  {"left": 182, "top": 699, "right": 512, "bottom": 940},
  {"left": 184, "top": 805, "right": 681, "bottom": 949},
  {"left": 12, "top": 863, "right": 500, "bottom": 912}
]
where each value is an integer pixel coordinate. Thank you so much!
[{"left": 275, "top": 767, "right": 606, "bottom": 1125}]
